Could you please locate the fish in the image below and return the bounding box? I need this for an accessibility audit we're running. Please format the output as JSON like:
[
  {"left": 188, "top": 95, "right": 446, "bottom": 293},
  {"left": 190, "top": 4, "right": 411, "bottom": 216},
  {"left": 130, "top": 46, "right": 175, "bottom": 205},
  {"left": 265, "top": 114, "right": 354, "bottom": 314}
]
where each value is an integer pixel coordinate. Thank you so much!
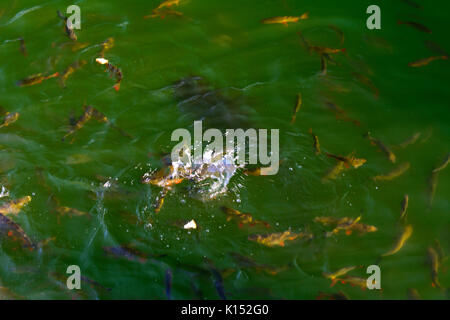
[
  {"left": 144, "top": 8, "right": 184, "bottom": 19},
  {"left": 401, "top": 0, "right": 422, "bottom": 9},
  {"left": 59, "top": 60, "right": 86, "bottom": 88},
  {"left": 407, "top": 288, "right": 421, "bottom": 300},
  {"left": 323, "top": 266, "right": 357, "bottom": 281},
  {"left": 325, "top": 152, "right": 366, "bottom": 169},
  {"left": 309, "top": 128, "right": 321, "bottom": 155},
  {"left": 290, "top": 93, "right": 302, "bottom": 124},
  {"left": 408, "top": 55, "right": 448, "bottom": 67},
  {"left": 432, "top": 153, "right": 450, "bottom": 173},
  {"left": 398, "top": 132, "right": 421, "bottom": 148},
  {"left": 322, "top": 159, "right": 346, "bottom": 181},
  {"left": 103, "top": 245, "right": 147, "bottom": 263},
  {"left": 154, "top": 188, "right": 168, "bottom": 213},
  {"left": 398, "top": 20, "right": 432, "bottom": 34},
  {"left": 427, "top": 246, "right": 441, "bottom": 288},
  {"left": 62, "top": 105, "right": 108, "bottom": 141},
  {"left": 382, "top": 224, "right": 413, "bottom": 257},
  {"left": 221, "top": 206, "right": 270, "bottom": 228},
  {"left": 0, "top": 196, "right": 31, "bottom": 216},
  {"left": 156, "top": 0, "right": 181, "bottom": 10},
  {"left": 309, "top": 46, "right": 346, "bottom": 55},
  {"left": 428, "top": 171, "right": 438, "bottom": 207},
  {"left": 165, "top": 269, "right": 173, "bottom": 300},
  {"left": 373, "top": 162, "right": 410, "bottom": 181},
  {"left": 0, "top": 112, "right": 19, "bottom": 128},
  {"left": 424, "top": 40, "right": 449, "bottom": 57},
  {"left": 323, "top": 101, "right": 360, "bottom": 126},
  {"left": 248, "top": 230, "right": 310, "bottom": 247},
  {"left": 352, "top": 72, "right": 379, "bottom": 98},
  {"left": 56, "top": 206, "right": 89, "bottom": 218},
  {"left": 95, "top": 58, "right": 123, "bottom": 91},
  {"left": 399, "top": 194, "right": 409, "bottom": 222},
  {"left": 18, "top": 37, "right": 27, "bottom": 56},
  {"left": 261, "top": 12, "right": 309, "bottom": 25},
  {"left": 314, "top": 216, "right": 377, "bottom": 237},
  {"left": 364, "top": 132, "right": 396, "bottom": 163},
  {"left": 329, "top": 25, "right": 345, "bottom": 45},
  {"left": 142, "top": 166, "right": 185, "bottom": 188},
  {"left": 334, "top": 276, "right": 368, "bottom": 290},
  {"left": 0, "top": 212, "right": 35, "bottom": 250},
  {"left": 57, "top": 10, "right": 77, "bottom": 41},
  {"left": 16, "top": 72, "right": 59, "bottom": 87},
  {"left": 80, "top": 275, "right": 112, "bottom": 292},
  {"left": 99, "top": 37, "right": 114, "bottom": 57}
]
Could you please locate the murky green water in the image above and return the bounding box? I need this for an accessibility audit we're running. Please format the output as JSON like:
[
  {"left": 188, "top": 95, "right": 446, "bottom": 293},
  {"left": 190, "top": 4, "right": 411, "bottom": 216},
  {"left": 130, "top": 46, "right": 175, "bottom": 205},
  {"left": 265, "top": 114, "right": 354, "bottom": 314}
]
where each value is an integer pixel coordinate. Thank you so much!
[{"left": 0, "top": 0, "right": 448, "bottom": 299}]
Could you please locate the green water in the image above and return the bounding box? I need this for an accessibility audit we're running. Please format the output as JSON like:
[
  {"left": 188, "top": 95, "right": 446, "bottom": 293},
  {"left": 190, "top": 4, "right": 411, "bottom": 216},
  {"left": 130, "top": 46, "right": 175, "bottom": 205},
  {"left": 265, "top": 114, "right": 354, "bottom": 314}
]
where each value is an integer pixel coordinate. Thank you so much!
[{"left": 0, "top": 0, "right": 449, "bottom": 300}]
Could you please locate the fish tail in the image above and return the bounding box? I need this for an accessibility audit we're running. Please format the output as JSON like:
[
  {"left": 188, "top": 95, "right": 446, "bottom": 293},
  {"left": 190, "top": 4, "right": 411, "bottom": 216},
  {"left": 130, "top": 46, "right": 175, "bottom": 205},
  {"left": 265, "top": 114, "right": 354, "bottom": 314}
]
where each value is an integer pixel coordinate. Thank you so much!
[{"left": 113, "top": 83, "right": 121, "bottom": 91}]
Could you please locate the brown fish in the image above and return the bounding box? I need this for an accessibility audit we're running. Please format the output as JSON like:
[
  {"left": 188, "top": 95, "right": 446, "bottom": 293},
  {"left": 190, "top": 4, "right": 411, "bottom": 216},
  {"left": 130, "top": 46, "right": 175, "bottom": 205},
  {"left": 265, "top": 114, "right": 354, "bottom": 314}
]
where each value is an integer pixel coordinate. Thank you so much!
[
  {"left": 432, "top": 153, "right": 450, "bottom": 173},
  {"left": 221, "top": 206, "right": 270, "bottom": 228},
  {"left": 325, "top": 152, "right": 366, "bottom": 168},
  {"left": 262, "top": 13, "right": 309, "bottom": 25},
  {"left": 16, "top": 72, "right": 59, "bottom": 87},
  {"left": 0, "top": 112, "right": 19, "bottom": 128},
  {"left": 364, "top": 132, "right": 396, "bottom": 163},
  {"left": 399, "top": 194, "right": 409, "bottom": 222},
  {"left": 398, "top": 20, "right": 431, "bottom": 34},
  {"left": 0, "top": 213, "right": 35, "bottom": 250},
  {"left": 382, "top": 224, "right": 413, "bottom": 257},
  {"left": 309, "top": 128, "right": 321, "bottom": 155},
  {"left": 0, "top": 196, "right": 31, "bottom": 216},
  {"left": 18, "top": 37, "right": 27, "bottom": 57},
  {"left": 398, "top": 132, "right": 421, "bottom": 148},
  {"left": 409, "top": 56, "right": 448, "bottom": 67},
  {"left": 59, "top": 60, "right": 87, "bottom": 88},
  {"left": 290, "top": 93, "right": 302, "bottom": 124},
  {"left": 373, "top": 162, "right": 410, "bottom": 181},
  {"left": 427, "top": 246, "right": 441, "bottom": 288},
  {"left": 57, "top": 10, "right": 77, "bottom": 41},
  {"left": 248, "top": 230, "right": 309, "bottom": 247}
]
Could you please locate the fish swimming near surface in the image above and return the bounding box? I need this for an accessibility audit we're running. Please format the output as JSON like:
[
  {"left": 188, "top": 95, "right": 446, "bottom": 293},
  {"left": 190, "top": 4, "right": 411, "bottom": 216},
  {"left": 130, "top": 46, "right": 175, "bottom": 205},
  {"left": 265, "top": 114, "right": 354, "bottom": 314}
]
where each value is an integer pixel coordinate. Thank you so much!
[
  {"left": 99, "top": 37, "right": 114, "bottom": 57},
  {"left": 290, "top": 93, "right": 302, "bottom": 124},
  {"left": 432, "top": 153, "right": 450, "bottom": 173},
  {"left": 424, "top": 40, "right": 449, "bottom": 57},
  {"left": 428, "top": 171, "right": 438, "bottom": 208},
  {"left": 333, "top": 276, "right": 369, "bottom": 290},
  {"left": 408, "top": 56, "right": 448, "bottom": 67},
  {"left": 62, "top": 105, "right": 108, "bottom": 141},
  {"left": 59, "top": 60, "right": 87, "bottom": 88},
  {"left": 407, "top": 288, "right": 421, "bottom": 300},
  {"left": 309, "top": 128, "right": 321, "bottom": 155},
  {"left": 373, "top": 162, "right": 410, "bottom": 181},
  {"left": 96, "top": 58, "right": 123, "bottom": 91},
  {"left": 0, "top": 112, "right": 19, "bottom": 128},
  {"left": 220, "top": 206, "right": 270, "bottom": 228},
  {"left": 261, "top": 12, "right": 309, "bottom": 25},
  {"left": 325, "top": 152, "right": 366, "bottom": 169},
  {"left": 57, "top": 10, "right": 77, "bottom": 41},
  {"left": 16, "top": 72, "right": 59, "bottom": 87},
  {"left": 398, "top": 132, "right": 421, "bottom": 148},
  {"left": 382, "top": 224, "right": 413, "bottom": 257},
  {"left": 427, "top": 246, "right": 441, "bottom": 288},
  {"left": 248, "top": 230, "right": 311, "bottom": 247},
  {"left": 364, "top": 132, "right": 396, "bottom": 163},
  {"left": 398, "top": 20, "right": 431, "bottom": 34},
  {"left": 399, "top": 194, "right": 409, "bottom": 222},
  {"left": 323, "top": 266, "right": 358, "bottom": 283},
  {"left": 0, "top": 212, "right": 35, "bottom": 250},
  {"left": 352, "top": 72, "right": 379, "bottom": 99},
  {"left": 0, "top": 196, "right": 31, "bottom": 216}
]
